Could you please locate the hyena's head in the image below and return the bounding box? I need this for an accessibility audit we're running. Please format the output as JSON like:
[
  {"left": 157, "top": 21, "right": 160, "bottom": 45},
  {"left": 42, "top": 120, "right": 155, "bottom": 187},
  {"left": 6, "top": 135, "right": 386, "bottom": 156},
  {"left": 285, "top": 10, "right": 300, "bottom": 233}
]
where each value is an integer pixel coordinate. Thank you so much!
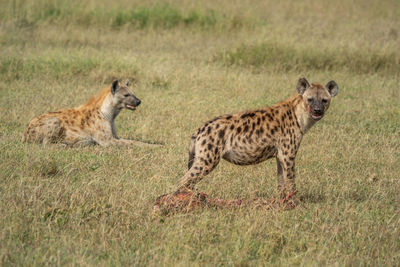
[
  {"left": 110, "top": 79, "right": 141, "bottom": 111},
  {"left": 296, "top": 77, "right": 338, "bottom": 121}
]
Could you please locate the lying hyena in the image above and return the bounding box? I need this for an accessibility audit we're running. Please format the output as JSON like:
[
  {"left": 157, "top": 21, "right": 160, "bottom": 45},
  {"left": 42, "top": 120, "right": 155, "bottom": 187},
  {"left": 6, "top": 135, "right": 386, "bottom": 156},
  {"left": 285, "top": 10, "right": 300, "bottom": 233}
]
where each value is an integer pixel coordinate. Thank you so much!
[
  {"left": 23, "top": 80, "right": 160, "bottom": 147},
  {"left": 176, "top": 78, "right": 338, "bottom": 197}
]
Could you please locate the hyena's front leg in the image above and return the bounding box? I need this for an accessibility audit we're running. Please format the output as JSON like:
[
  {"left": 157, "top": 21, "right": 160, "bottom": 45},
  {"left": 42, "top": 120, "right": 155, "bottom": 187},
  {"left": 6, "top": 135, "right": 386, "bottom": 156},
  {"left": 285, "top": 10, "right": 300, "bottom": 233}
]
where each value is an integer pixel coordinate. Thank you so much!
[
  {"left": 114, "top": 138, "right": 163, "bottom": 147},
  {"left": 277, "top": 149, "right": 297, "bottom": 197},
  {"left": 94, "top": 136, "right": 142, "bottom": 147},
  {"left": 93, "top": 125, "right": 161, "bottom": 147},
  {"left": 276, "top": 157, "right": 284, "bottom": 194}
]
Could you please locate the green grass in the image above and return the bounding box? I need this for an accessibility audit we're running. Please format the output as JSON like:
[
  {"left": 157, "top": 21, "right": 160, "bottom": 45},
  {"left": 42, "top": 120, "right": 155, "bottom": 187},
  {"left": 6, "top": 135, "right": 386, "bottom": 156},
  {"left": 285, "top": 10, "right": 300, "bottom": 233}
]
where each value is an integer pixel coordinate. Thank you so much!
[
  {"left": 1, "top": 0, "right": 400, "bottom": 265},
  {"left": 110, "top": 5, "right": 219, "bottom": 28},
  {"left": 2, "top": 0, "right": 245, "bottom": 30}
]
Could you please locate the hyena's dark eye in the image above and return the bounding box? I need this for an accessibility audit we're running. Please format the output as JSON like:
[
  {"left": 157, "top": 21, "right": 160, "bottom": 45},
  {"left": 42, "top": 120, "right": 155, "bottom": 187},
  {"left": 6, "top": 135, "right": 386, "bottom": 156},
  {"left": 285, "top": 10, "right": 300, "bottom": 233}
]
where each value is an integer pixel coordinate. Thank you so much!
[
  {"left": 307, "top": 98, "right": 313, "bottom": 103},
  {"left": 124, "top": 94, "right": 130, "bottom": 97},
  {"left": 322, "top": 99, "right": 328, "bottom": 104}
]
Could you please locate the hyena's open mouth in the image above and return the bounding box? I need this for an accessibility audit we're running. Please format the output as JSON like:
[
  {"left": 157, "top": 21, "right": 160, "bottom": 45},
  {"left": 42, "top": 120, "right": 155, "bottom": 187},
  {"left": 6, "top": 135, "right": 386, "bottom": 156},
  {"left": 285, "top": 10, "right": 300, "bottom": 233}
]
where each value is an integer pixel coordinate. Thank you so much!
[
  {"left": 311, "top": 113, "right": 323, "bottom": 120},
  {"left": 125, "top": 104, "right": 137, "bottom": 110}
]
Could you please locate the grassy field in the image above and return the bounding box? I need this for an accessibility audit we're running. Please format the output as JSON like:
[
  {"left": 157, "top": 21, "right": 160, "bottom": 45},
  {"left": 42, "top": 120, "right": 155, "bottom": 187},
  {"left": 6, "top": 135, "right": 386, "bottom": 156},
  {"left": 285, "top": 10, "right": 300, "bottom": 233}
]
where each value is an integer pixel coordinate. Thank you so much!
[{"left": 1, "top": 0, "right": 399, "bottom": 265}]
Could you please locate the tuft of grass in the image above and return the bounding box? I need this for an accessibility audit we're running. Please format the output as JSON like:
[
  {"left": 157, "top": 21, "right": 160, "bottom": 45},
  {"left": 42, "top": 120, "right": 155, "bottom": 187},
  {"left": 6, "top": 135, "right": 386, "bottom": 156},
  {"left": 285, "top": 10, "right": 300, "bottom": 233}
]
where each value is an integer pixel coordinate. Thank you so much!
[
  {"left": 216, "top": 42, "right": 400, "bottom": 75},
  {"left": 112, "top": 5, "right": 183, "bottom": 28},
  {"left": 111, "top": 5, "right": 219, "bottom": 29},
  {"left": 30, "top": 158, "right": 60, "bottom": 177}
]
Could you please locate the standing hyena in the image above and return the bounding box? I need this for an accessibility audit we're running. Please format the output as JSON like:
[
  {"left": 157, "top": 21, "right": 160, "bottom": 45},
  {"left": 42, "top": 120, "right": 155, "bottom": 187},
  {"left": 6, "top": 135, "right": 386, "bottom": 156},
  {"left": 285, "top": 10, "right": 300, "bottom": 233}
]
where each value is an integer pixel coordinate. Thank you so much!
[
  {"left": 23, "top": 80, "right": 160, "bottom": 147},
  {"left": 176, "top": 78, "right": 338, "bottom": 197}
]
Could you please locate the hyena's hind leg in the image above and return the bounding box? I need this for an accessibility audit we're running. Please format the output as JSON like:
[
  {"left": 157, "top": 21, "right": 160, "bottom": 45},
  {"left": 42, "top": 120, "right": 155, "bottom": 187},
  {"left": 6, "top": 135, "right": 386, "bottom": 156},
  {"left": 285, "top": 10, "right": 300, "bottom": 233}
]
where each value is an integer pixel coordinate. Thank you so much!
[
  {"left": 187, "top": 135, "right": 196, "bottom": 170},
  {"left": 177, "top": 159, "right": 219, "bottom": 192},
  {"left": 23, "top": 117, "right": 64, "bottom": 144},
  {"left": 178, "top": 146, "right": 222, "bottom": 192}
]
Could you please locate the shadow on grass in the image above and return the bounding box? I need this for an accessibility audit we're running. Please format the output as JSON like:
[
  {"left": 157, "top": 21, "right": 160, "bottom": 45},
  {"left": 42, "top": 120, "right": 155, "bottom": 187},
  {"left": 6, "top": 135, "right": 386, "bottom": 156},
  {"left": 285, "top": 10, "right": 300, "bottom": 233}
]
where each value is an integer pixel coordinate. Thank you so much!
[
  {"left": 299, "top": 190, "right": 369, "bottom": 204},
  {"left": 298, "top": 191, "right": 327, "bottom": 204}
]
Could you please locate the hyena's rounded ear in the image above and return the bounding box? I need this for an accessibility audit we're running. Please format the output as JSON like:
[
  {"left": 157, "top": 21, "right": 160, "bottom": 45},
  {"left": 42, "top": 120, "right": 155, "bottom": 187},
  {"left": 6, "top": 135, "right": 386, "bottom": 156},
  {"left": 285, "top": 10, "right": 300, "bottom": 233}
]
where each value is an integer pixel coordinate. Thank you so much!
[
  {"left": 111, "top": 79, "right": 119, "bottom": 95},
  {"left": 296, "top": 77, "right": 310, "bottom": 95},
  {"left": 325, "top": 80, "right": 338, "bottom": 97}
]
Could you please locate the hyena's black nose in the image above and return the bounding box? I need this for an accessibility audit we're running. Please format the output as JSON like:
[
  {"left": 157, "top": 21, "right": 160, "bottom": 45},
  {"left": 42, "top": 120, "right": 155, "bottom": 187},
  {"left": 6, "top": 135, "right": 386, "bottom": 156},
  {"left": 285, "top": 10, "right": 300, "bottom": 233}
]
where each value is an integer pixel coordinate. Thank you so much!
[
  {"left": 314, "top": 107, "right": 323, "bottom": 114},
  {"left": 136, "top": 99, "right": 141, "bottom": 106}
]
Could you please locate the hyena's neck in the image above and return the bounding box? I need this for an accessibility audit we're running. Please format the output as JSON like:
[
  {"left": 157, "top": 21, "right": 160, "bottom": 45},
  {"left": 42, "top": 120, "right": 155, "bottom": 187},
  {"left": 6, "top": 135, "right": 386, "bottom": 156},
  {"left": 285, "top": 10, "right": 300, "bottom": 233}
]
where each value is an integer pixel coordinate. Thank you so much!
[
  {"left": 292, "top": 94, "right": 316, "bottom": 134},
  {"left": 100, "top": 93, "right": 121, "bottom": 123}
]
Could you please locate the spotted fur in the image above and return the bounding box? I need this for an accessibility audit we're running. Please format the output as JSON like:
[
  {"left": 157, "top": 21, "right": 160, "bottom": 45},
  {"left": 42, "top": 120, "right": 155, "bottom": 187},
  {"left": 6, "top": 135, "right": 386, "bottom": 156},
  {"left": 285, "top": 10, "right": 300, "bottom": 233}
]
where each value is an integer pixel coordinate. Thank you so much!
[
  {"left": 22, "top": 80, "right": 159, "bottom": 147},
  {"left": 178, "top": 78, "right": 338, "bottom": 196}
]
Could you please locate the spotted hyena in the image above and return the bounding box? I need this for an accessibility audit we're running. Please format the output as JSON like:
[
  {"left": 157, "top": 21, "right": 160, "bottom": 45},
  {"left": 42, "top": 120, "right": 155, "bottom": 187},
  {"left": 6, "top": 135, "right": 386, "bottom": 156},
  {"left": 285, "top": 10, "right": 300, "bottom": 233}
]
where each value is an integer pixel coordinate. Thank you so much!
[
  {"left": 176, "top": 78, "right": 338, "bottom": 197},
  {"left": 23, "top": 80, "right": 160, "bottom": 147}
]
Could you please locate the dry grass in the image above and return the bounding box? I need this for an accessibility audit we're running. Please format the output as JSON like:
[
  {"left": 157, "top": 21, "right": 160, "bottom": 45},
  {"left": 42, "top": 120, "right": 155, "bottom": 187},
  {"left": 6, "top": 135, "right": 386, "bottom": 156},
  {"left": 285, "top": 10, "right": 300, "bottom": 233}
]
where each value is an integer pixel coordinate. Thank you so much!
[{"left": 1, "top": 0, "right": 400, "bottom": 265}]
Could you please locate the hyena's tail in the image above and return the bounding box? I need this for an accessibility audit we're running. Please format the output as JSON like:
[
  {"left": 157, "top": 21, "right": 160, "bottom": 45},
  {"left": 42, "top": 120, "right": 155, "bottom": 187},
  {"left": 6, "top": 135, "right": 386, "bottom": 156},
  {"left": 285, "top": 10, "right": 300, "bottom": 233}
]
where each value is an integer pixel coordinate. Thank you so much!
[{"left": 188, "top": 135, "right": 197, "bottom": 170}]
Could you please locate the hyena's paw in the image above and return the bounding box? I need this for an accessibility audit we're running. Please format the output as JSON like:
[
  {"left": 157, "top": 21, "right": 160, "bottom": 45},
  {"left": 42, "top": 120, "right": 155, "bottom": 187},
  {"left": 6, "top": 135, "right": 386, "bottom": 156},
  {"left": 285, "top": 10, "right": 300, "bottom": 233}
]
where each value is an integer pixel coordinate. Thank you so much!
[{"left": 278, "top": 190, "right": 298, "bottom": 209}]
